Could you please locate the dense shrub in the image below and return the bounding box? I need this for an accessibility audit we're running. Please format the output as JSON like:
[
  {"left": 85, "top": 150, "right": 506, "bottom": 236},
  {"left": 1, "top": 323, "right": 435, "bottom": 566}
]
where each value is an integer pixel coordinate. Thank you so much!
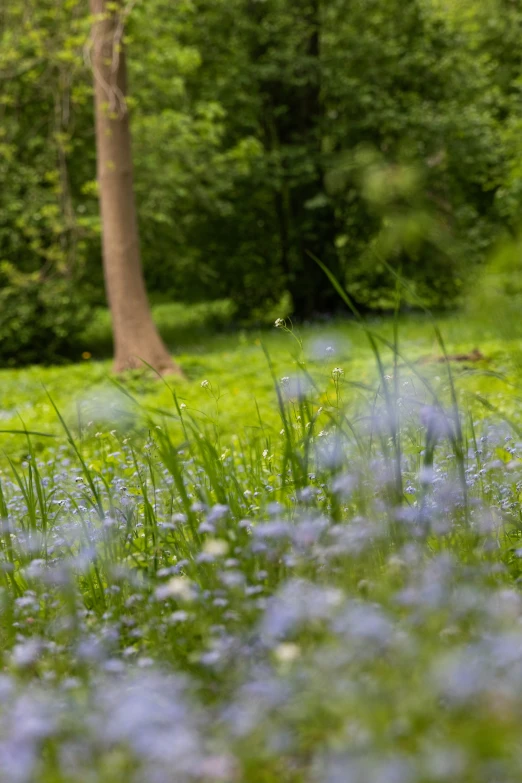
[{"left": 0, "top": 274, "right": 91, "bottom": 367}]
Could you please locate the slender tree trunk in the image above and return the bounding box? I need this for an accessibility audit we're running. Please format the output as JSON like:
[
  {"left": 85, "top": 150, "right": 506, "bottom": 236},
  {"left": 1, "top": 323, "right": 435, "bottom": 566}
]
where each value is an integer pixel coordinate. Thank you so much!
[
  {"left": 249, "top": 0, "right": 339, "bottom": 317},
  {"left": 89, "top": 0, "right": 182, "bottom": 375}
]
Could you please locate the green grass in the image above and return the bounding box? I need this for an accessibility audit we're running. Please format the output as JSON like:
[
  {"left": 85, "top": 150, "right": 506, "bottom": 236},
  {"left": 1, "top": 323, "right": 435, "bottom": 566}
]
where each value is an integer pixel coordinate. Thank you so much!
[
  {"left": 80, "top": 299, "right": 239, "bottom": 358},
  {"left": 1, "top": 307, "right": 522, "bottom": 780},
  {"left": 0, "top": 308, "right": 518, "bottom": 460}
]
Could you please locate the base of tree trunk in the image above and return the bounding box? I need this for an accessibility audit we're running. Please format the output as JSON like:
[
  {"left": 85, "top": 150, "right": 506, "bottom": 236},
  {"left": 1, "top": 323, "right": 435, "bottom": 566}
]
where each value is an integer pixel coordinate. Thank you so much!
[{"left": 113, "top": 353, "right": 185, "bottom": 378}]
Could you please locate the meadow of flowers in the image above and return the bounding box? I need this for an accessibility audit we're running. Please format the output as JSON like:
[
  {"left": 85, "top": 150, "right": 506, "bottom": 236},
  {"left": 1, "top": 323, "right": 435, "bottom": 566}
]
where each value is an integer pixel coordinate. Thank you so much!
[{"left": 1, "top": 318, "right": 522, "bottom": 782}]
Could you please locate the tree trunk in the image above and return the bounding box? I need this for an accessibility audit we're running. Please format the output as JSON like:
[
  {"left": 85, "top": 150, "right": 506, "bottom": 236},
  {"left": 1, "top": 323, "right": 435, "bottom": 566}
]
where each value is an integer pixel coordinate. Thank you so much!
[
  {"left": 249, "top": 0, "right": 339, "bottom": 317},
  {"left": 89, "top": 0, "right": 182, "bottom": 375}
]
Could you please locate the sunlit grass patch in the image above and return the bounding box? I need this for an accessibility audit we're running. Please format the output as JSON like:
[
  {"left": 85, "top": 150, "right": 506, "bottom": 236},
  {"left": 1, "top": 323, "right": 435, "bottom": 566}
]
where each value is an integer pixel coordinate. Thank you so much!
[{"left": 0, "top": 311, "right": 519, "bottom": 461}]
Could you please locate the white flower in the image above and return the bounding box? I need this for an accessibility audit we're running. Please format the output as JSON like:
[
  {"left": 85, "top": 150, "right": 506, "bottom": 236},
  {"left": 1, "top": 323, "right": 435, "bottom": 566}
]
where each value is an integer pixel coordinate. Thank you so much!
[
  {"left": 202, "top": 538, "right": 229, "bottom": 557},
  {"left": 180, "top": 403, "right": 187, "bottom": 410},
  {"left": 332, "top": 367, "right": 344, "bottom": 379},
  {"left": 155, "top": 576, "right": 194, "bottom": 602},
  {"left": 274, "top": 643, "right": 301, "bottom": 663},
  {"left": 280, "top": 376, "right": 290, "bottom": 387},
  {"left": 262, "top": 449, "right": 269, "bottom": 459},
  {"left": 274, "top": 318, "right": 285, "bottom": 328},
  {"left": 387, "top": 556, "right": 406, "bottom": 573},
  {"left": 326, "top": 346, "right": 335, "bottom": 355},
  {"left": 201, "top": 379, "right": 210, "bottom": 389}
]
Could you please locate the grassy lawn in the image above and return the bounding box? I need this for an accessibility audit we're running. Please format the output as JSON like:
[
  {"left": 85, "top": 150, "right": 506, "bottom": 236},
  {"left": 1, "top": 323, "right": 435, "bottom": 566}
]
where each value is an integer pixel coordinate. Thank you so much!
[
  {"left": 0, "top": 306, "right": 518, "bottom": 459},
  {"left": 2, "top": 306, "right": 522, "bottom": 780}
]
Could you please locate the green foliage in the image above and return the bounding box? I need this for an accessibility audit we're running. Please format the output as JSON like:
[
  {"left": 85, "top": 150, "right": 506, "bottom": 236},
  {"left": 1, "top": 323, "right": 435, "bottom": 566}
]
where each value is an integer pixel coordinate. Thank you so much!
[
  {"left": 466, "top": 234, "right": 522, "bottom": 363},
  {"left": 0, "top": 269, "right": 91, "bottom": 366},
  {"left": 130, "top": 0, "right": 520, "bottom": 312},
  {"left": 0, "top": 0, "right": 97, "bottom": 278},
  {"left": 322, "top": 0, "right": 510, "bottom": 308},
  {"left": 3, "top": 0, "right": 522, "bottom": 354}
]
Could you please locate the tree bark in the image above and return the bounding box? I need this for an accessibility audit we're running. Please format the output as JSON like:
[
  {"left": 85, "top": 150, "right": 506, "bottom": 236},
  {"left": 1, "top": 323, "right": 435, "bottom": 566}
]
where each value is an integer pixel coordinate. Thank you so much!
[{"left": 89, "top": 0, "right": 182, "bottom": 375}]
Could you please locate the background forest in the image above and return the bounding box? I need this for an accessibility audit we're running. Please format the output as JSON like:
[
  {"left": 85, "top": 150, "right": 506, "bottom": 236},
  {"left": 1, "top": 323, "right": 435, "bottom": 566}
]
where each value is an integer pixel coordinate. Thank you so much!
[{"left": 2, "top": 0, "right": 522, "bottom": 365}]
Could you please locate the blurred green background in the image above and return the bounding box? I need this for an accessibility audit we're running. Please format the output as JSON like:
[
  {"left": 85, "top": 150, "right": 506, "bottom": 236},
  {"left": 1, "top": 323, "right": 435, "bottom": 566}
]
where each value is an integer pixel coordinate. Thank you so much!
[{"left": 2, "top": 0, "right": 522, "bottom": 366}]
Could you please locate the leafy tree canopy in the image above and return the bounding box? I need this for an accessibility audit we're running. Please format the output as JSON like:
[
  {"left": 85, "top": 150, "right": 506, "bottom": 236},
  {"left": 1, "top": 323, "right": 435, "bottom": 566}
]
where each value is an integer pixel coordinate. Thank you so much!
[{"left": 1, "top": 0, "right": 522, "bottom": 355}]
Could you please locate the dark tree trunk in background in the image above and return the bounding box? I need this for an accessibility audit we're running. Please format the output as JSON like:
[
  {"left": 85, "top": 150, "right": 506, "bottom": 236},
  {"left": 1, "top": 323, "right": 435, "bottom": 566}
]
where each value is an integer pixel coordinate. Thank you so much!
[
  {"left": 294, "top": 0, "right": 339, "bottom": 315},
  {"left": 251, "top": 0, "right": 340, "bottom": 317},
  {"left": 89, "top": 0, "right": 182, "bottom": 375}
]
